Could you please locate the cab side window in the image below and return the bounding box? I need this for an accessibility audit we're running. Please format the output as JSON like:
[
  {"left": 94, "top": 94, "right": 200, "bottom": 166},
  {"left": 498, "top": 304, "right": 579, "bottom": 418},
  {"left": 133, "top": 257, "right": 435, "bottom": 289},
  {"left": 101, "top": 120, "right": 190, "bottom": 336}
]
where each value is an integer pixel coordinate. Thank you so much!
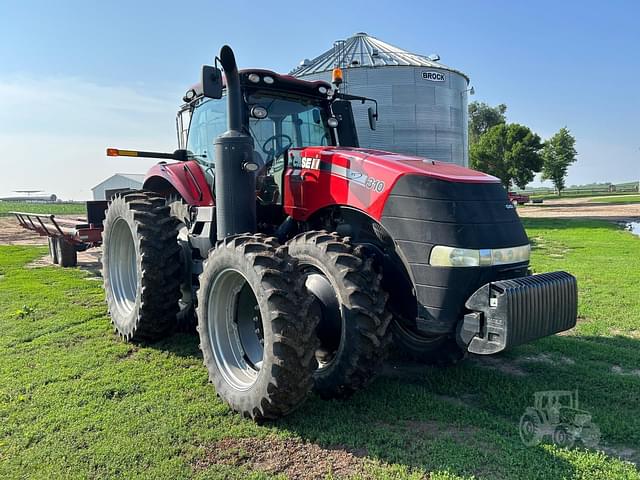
[{"left": 186, "top": 98, "right": 228, "bottom": 166}]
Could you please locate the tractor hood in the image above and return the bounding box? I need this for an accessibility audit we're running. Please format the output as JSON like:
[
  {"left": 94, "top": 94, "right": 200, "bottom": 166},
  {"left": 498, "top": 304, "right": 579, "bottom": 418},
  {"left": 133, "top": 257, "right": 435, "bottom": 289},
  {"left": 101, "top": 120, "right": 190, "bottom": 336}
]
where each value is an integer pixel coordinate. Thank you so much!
[
  {"left": 284, "top": 146, "right": 505, "bottom": 223},
  {"left": 299, "top": 146, "right": 500, "bottom": 185}
]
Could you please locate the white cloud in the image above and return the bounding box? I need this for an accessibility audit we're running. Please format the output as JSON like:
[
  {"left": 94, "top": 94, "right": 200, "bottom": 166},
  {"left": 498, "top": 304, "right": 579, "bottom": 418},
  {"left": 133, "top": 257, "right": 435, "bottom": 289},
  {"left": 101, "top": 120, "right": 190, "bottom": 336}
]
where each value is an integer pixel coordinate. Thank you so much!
[{"left": 0, "top": 76, "right": 180, "bottom": 200}]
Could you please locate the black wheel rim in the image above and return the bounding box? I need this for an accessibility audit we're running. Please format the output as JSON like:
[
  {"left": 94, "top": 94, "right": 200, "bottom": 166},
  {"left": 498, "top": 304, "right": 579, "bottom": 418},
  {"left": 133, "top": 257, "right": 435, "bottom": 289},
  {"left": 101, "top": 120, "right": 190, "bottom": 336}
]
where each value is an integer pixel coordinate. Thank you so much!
[{"left": 302, "top": 267, "right": 342, "bottom": 370}]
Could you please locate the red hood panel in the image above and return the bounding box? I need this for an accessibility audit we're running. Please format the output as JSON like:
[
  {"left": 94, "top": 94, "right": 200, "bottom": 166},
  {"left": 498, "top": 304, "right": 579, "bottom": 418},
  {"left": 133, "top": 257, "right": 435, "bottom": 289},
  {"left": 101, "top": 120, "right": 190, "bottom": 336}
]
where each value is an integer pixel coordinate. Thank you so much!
[
  {"left": 284, "top": 146, "right": 501, "bottom": 221},
  {"left": 301, "top": 147, "right": 498, "bottom": 184}
]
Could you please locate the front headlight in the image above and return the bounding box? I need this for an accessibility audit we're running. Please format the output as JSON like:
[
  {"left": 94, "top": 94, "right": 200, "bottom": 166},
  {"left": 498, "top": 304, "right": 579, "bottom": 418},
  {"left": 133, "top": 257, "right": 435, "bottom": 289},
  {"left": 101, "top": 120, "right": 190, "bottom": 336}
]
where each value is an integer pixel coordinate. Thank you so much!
[{"left": 429, "top": 244, "right": 530, "bottom": 267}]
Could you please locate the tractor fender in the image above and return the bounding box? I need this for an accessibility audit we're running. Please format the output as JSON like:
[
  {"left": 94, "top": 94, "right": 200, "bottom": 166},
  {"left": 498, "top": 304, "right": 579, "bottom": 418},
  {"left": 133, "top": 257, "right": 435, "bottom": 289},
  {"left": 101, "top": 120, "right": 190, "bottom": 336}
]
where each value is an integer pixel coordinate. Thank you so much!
[{"left": 143, "top": 161, "right": 214, "bottom": 206}]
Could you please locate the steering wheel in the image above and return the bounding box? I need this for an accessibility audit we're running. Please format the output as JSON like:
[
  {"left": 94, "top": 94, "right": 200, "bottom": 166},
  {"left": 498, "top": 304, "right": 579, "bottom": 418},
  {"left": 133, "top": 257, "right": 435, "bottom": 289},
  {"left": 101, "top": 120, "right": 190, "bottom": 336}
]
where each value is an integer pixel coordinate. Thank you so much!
[{"left": 261, "top": 134, "right": 293, "bottom": 165}]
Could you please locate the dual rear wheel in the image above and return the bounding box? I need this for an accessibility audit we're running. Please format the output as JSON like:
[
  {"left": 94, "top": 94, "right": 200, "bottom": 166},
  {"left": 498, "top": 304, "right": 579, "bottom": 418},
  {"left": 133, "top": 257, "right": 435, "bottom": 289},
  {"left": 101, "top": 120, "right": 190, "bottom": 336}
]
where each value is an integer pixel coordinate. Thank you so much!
[
  {"left": 196, "top": 234, "right": 319, "bottom": 419},
  {"left": 196, "top": 231, "right": 393, "bottom": 418},
  {"left": 287, "top": 231, "right": 392, "bottom": 399},
  {"left": 102, "top": 191, "right": 182, "bottom": 340}
]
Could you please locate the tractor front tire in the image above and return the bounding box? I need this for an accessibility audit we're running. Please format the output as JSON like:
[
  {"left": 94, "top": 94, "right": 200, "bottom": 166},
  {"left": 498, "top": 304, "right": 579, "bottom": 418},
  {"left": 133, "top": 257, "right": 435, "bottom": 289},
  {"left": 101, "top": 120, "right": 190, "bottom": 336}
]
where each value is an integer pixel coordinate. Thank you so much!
[
  {"left": 102, "top": 191, "right": 181, "bottom": 341},
  {"left": 287, "top": 231, "right": 392, "bottom": 399},
  {"left": 56, "top": 238, "right": 77, "bottom": 267},
  {"left": 197, "top": 234, "right": 318, "bottom": 420}
]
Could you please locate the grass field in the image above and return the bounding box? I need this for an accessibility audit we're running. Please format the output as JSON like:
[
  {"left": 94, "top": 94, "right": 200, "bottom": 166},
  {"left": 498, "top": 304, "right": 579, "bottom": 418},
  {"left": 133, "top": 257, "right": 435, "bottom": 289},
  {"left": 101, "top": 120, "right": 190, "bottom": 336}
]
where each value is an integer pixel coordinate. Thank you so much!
[
  {"left": 588, "top": 195, "right": 640, "bottom": 204},
  {"left": 529, "top": 192, "right": 640, "bottom": 201},
  {"left": 0, "top": 201, "right": 87, "bottom": 217},
  {"left": 0, "top": 219, "right": 639, "bottom": 479}
]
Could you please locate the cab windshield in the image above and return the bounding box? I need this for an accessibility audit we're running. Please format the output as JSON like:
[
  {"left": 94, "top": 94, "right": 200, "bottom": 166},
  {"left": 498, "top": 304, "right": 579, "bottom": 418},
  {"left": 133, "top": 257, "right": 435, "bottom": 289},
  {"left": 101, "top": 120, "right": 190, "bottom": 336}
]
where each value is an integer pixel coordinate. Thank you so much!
[
  {"left": 247, "top": 92, "right": 332, "bottom": 166},
  {"left": 185, "top": 93, "right": 332, "bottom": 168}
]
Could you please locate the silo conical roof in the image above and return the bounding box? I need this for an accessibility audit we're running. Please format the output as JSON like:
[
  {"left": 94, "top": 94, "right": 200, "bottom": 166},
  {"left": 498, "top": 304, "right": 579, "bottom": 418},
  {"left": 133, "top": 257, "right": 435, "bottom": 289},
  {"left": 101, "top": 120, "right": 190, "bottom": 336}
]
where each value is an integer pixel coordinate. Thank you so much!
[{"left": 291, "top": 32, "right": 468, "bottom": 81}]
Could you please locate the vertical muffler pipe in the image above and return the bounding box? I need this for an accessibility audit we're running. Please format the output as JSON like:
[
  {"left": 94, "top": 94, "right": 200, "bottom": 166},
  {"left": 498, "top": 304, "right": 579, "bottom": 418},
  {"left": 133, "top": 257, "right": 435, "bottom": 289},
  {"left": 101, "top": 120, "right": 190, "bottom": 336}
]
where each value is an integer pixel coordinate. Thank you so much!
[{"left": 214, "top": 45, "right": 256, "bottom": 240}]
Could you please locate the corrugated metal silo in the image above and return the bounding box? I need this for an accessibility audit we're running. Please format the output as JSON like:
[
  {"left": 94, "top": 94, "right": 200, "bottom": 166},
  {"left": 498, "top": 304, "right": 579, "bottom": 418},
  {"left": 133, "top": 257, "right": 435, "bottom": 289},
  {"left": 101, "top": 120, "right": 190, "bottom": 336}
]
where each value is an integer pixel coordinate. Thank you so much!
[{"left": 291, "top": 33, "right": 471, "bottom": 166}]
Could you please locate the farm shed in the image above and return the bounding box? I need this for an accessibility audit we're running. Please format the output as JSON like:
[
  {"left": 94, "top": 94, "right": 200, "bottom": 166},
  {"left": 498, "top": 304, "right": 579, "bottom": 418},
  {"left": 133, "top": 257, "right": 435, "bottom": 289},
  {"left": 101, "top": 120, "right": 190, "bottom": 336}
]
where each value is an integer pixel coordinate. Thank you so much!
[{"left": 91, "top": 173, "right": 145, "bottom": 200}]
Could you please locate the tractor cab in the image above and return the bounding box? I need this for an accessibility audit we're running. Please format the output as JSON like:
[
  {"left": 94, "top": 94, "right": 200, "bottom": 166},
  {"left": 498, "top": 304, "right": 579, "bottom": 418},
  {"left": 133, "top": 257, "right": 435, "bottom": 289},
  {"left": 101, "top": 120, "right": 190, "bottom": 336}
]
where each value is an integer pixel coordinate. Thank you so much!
[
  {"left": 178, "top": 70, "right": 340, "bottom": 156},
  {"left": 178, "top": 72, "right": 335, "bottom": 203},
  {"left": 176, "top": 67, "right": 371, "bottom": 207}
]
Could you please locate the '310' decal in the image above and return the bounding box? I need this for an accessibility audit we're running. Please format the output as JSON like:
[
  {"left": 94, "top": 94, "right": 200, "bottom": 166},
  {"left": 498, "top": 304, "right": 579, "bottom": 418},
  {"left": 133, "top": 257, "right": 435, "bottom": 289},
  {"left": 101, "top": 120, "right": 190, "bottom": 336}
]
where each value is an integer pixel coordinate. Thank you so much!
[{"left": 365, "top": 176, "right": 385, "bottom": 192}]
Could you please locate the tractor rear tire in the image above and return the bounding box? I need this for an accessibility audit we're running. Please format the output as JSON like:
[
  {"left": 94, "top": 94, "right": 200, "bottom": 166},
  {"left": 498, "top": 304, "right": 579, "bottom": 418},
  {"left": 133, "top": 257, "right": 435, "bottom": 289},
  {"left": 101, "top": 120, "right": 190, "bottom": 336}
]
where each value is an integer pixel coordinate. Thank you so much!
[
  {"left": 56, "top": 238, "right": 77, "bottom": 267},
  {"left": 391, "top": 320, "right": 465, "bottom": 366},
  {"left": 287, "top": 231, "right": 392, "bottom": 399},
  {"left": 48, "top": 237, "right": 59, "bottom": 265},
  {"left": 102, "top": 191, "right": 181, "bottom": 341},
  {"left": 197, "top": 234, "right": 318, "bottom": 420},
  {"left": 166, "top": 195, "right": 196, "bottom": 330}
]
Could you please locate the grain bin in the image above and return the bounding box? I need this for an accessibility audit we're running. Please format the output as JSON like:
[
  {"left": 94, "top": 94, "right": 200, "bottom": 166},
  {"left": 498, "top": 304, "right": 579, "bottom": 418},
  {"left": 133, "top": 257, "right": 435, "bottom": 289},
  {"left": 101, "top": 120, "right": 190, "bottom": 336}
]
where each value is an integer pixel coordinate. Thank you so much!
[{"left": 292, "top": 33, "right": 471, "bottom": 166}]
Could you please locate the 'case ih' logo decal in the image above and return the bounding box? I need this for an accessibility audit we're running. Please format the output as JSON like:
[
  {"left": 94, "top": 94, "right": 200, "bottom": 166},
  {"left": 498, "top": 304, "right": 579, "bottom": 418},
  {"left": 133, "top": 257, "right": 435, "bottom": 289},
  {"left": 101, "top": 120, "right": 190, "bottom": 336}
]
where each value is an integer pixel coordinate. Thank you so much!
[
  {"left": 288, "top": 152, "right": 386, "bottom": 192},
  {"left": 301, "top": 157, "right": 320, "bottom": 170},
  {"left": 290, "top": 152, "right": 320, "bottom": 170}
]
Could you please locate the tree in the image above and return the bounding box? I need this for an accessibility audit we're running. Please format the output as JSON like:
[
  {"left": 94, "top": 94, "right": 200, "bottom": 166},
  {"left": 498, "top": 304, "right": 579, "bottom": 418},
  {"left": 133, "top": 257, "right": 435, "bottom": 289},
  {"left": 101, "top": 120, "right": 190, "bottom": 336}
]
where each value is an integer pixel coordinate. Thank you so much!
[
  {"left": 470, "top": 123, "right": 543, "bottom": 189},
  {"left": 541, "top": 127, "right": 577, "bottom": 195},
  {"left": 468, "top": 102, "right": 507, "bottom": 145}
]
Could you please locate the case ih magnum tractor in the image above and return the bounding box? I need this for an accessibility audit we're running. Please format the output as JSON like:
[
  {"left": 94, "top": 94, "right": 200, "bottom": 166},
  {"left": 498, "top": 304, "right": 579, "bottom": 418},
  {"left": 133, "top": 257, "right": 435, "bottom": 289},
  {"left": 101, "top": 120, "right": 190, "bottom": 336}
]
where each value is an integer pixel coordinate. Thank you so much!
[{"left": 103, "top": 45, "right": 577, "bottom": 420}]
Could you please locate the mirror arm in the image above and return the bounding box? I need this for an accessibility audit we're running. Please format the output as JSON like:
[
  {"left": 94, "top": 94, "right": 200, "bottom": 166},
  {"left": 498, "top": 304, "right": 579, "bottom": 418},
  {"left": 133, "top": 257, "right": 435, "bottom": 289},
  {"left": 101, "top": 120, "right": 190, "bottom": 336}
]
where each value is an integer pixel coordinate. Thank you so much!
[{"left": 106, "top": 148, "right": 189, "bottom": 162}]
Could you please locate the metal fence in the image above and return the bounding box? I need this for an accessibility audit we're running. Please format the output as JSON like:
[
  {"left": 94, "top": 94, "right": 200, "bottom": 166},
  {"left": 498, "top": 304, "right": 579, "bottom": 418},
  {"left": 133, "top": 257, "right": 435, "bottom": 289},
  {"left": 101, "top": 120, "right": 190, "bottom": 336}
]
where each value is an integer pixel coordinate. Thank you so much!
[{"left": 522, "top": 183, "right": 639, "bottom": 196}]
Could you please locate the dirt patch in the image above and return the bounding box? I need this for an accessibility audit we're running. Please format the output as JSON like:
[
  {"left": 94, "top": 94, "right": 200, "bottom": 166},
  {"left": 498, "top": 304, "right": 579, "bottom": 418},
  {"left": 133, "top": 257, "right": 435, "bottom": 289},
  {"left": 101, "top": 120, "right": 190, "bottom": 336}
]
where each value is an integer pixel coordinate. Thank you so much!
[
  {"left": 24, "top": 248, "right": 102, "bottom": 278},
  {"left": 77, "top": 249, "right": 102, "bottom": 278},
  {"left": 194, "top": 436, "right": 369, "bottom": 479},
  {"left": 610, "top": 365, "right": 640, "bottom": 378},
  {"left": 470, "top": 355, "right": 528, "bottom": 376},
  {"left": 518, "top": 197, "right": 640, "bottom": 221},
  {"left": 599, "top": 445, "right": 640, "bottom": 467},
  {"left": 611, "top": 329, "right": 640, "bottom": 339},
  {"left": 520, "top": 353, "right": 575, "bottom": 366},
  {"left": 0, "top": 216, "right": 49, "bottom": 245}
]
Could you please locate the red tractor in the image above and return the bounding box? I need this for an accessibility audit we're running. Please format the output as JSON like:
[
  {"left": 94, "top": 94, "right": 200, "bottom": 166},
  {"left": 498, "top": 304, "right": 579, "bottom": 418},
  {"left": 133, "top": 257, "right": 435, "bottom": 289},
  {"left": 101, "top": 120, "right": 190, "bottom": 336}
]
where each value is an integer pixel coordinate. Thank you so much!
[{"left": 102, "top": 45, "right": 578, "bottom": 420}]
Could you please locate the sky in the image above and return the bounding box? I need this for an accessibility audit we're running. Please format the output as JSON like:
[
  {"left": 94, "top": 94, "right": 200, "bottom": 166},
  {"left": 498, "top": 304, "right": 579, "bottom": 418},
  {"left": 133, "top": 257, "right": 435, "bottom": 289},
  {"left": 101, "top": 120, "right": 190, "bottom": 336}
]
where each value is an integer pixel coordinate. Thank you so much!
[{"left": 0, "top": 0, "right": 638, "bottom": 199}]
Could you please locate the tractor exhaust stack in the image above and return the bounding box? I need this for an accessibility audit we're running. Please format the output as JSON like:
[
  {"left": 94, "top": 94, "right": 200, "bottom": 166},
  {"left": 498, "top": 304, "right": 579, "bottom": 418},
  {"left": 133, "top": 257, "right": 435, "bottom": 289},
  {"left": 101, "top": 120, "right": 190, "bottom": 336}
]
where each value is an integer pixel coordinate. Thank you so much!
[{"left": 214, "top": 45, "right": 256, "bottom": 240}]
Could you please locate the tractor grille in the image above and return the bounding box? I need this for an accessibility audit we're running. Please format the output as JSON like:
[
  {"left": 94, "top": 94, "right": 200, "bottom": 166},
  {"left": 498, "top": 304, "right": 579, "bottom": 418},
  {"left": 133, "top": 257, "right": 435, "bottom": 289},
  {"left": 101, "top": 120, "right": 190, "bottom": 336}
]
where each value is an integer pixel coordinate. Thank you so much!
[{"left": 381, "top": 174, "right": 529, "bottom": 335}]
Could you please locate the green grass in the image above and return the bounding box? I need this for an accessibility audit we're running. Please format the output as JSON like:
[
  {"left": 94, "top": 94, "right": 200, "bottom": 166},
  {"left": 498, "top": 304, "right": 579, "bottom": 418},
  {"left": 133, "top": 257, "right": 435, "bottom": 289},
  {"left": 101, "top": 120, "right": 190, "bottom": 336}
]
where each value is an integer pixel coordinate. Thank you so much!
[
  {"left": 1, "top": 219, "right": 639, "bottom": 479},
  {"left": 0, "top": 201, "right": 87, "bottom": 217},
  {"left": 588, "top": 195, "right": 640, "bottom": 204}
]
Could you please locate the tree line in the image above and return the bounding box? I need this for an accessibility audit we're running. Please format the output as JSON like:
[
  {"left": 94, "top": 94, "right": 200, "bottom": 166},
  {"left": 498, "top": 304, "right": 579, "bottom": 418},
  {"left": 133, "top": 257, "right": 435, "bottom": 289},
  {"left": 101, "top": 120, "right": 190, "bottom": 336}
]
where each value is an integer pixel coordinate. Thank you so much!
[{"left": 468, "top": 102, "right": 577, "bottom": 194}]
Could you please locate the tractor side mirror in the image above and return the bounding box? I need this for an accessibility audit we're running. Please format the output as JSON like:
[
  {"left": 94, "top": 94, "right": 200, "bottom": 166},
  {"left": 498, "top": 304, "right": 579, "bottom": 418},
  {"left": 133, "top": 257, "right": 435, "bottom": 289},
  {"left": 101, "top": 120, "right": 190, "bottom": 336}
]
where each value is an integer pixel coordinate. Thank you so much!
[
  {"left": 201, "top": 65, "right": 223, "bottom": 99},
  {"left": 368, "top": 106, "right": 377, "bottom": 131}
]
